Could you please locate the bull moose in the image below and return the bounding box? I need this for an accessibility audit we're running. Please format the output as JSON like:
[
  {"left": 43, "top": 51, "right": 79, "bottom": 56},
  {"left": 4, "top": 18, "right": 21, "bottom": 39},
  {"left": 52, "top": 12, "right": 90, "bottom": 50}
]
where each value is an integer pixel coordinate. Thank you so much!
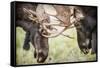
[
  {"left": 16, "top": 3, "right": 97, "bottom": 63},
  {"left": 16, "top": 3, "right": 49, "bottom": 63},
  {"left": 75, "top": 7, "right": 97, "bottom": 54}
]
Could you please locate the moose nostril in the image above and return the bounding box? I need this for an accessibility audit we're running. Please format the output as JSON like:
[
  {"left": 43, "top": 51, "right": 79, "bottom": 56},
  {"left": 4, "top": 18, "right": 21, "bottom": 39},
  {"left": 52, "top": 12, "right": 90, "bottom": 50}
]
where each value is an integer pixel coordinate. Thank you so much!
[
  {"left": 82, "top": 42, "right": 86, "bottom": 46},
  {"left": 38, "top": 57, "right": 43, "bottom": 62}
]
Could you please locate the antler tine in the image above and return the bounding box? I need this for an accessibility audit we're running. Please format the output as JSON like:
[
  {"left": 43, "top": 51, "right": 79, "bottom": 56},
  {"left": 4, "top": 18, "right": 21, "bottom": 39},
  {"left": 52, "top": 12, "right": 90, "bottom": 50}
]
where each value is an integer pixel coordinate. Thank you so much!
[
  {"left": 23, "top": 8, "right": 38, "bottom": 22},
  {"left": 23, "top": 8, "right": 37, "bottom": 15}
]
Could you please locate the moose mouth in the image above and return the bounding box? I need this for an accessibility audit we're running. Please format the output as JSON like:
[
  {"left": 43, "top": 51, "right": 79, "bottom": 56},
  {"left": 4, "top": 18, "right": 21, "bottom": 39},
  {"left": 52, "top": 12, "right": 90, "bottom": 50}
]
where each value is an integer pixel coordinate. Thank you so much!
[{"left": 35, "top": 49, "right": 48, "bottom": 63}]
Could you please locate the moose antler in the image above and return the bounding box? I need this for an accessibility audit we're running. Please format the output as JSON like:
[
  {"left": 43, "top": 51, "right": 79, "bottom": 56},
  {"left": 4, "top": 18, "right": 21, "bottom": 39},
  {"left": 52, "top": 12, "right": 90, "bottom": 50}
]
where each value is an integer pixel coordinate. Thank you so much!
[
  {"left": 23, "top": 4, "right": 84, "bottom": 38},
  {"left": 23, "top": 8, "right": 38, "bottom": 22},
  {"left": 38, "top": 5, "right": 74, "bottom": 38}
]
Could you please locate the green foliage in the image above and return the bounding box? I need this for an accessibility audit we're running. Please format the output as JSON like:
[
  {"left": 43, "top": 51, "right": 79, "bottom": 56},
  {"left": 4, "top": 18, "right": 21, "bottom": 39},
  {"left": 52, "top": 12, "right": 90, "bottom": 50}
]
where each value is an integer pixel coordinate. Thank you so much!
[{"left": 16, "top": 27, "right": 96, "bottom": 65}]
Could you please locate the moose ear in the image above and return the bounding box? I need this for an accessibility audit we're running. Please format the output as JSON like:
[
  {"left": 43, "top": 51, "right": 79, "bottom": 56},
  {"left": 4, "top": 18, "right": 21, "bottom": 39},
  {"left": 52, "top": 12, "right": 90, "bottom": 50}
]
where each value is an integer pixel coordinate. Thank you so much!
[
  {"left": 70, "top": 6, "right": 85, "bottom": 23},
  {"left": 74, "top": 7, "right": 85, "bottom": 20}
]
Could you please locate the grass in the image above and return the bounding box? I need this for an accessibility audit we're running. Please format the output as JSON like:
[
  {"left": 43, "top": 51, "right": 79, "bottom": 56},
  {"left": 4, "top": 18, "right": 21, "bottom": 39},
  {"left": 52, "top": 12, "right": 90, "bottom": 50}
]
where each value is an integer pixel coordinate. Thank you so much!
[{"left": 16, "top": 27, "right": 96, "bottom": 65}]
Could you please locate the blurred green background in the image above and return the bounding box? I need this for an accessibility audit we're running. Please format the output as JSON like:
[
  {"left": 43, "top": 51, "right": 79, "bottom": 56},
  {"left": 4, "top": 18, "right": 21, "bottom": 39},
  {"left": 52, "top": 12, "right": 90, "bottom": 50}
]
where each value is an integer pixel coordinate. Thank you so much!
[{"left": 16, "top": 26, "right": 96, "bottom": 65}]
